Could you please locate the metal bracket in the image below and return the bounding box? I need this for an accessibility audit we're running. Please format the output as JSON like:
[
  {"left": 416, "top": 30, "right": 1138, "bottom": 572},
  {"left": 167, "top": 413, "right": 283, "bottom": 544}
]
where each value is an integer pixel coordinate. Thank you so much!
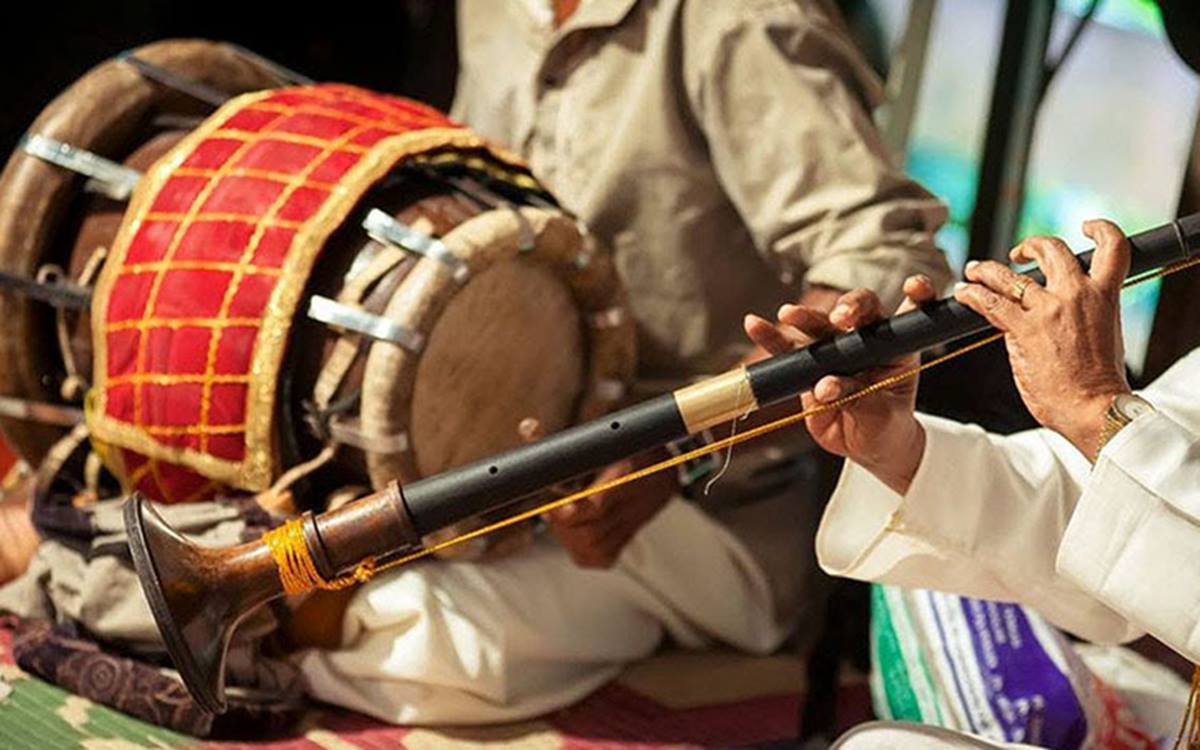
[
  {"left": 363, "top": 209, "right": 470, "bottom": 283},
  {"left": 21, "top": 134, "right": 141, "bottom": 201},
  {"left": 307, "top": 295, "right": 425, "bottom": 352},
  {"left": 572, "top": 221, "right": 594, "bottom": 269}
]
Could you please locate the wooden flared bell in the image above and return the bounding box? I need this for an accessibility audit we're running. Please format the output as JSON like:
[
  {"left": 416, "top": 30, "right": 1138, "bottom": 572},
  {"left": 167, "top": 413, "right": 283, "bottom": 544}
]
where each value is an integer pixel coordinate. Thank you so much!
[{"left": 124, "top": 495, "right": 283, "bottom": 714}]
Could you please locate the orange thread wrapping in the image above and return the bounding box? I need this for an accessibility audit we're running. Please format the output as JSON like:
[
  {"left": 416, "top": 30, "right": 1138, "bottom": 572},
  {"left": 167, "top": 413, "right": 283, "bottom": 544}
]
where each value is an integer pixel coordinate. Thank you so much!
[{"left": 263, "top": 516, "right": 376, "bottom": 595}]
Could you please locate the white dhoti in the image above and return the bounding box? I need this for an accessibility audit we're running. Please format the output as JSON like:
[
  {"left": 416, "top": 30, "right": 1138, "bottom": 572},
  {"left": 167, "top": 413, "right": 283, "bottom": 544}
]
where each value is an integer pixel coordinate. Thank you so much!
[{"left": 297, "top": 486, "right": 818, "bottom": 725}]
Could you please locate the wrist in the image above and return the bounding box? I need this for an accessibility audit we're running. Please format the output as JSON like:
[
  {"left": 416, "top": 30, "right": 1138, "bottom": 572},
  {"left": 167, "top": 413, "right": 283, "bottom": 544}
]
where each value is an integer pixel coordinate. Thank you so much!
[
  {"left": 1090, "top": 392, "right": 1156, "bottom": 462},
  {"left": 859, "top": 416, "right": 926, "bottom": 495},
  {"left": 1063, "top": 387, "right": 1132, "bottom": 458}
]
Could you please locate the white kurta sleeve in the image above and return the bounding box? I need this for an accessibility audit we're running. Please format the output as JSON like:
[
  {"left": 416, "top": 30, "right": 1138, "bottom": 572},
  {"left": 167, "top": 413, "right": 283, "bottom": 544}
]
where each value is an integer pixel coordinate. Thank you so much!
[
  {"left": 816, "top": 413, "right": 1142, "bottom": 644},
  {"left": 1057, "top": 410, "right": 1200, "bottom": 663}
]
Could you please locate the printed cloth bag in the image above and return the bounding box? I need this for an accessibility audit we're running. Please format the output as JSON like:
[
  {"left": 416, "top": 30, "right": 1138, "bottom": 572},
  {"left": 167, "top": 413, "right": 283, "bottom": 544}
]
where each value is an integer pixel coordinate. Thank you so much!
[{"left": 871, "top": 584, "right": 1158, "bottom": 749}]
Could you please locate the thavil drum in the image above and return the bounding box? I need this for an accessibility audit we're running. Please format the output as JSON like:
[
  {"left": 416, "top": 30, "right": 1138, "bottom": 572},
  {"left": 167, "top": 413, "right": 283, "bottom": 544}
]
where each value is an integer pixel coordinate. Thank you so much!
[{"left": 0, "top": 40, "right": 635, "bottom": 517}]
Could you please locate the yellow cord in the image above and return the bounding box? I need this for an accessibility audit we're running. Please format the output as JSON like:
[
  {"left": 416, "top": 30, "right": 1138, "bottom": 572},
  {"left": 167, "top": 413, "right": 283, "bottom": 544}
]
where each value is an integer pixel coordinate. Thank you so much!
[
  {"left": 265, "top": 253, "right": 1200, "bottom": 594},
  {"left": 263, "top": 517, "right": 376, "bottom": 595},
  {"left": 1174, "top": 665, "right": 1200, "bottom": 750}
]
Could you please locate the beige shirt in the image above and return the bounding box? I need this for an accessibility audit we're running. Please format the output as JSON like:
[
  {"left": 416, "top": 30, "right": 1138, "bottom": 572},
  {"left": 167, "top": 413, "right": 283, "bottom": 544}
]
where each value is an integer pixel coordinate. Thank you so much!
[{"left": 453, "top": 0, "right": 951, "bottom": 384}]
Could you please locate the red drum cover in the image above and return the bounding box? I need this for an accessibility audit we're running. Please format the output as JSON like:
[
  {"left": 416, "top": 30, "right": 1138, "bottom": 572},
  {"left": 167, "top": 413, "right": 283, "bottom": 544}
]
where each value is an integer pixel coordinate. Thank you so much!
[{"left": 88, "top": 84, "right": 524, "bottom": 502}]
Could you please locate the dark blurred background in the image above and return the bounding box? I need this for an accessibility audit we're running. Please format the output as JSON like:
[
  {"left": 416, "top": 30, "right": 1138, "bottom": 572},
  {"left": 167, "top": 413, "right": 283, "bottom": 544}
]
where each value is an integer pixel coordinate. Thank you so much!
[
  {"left": 0, "top": 0, "right": 460, "bottom": 153},
  {"left": 0, "top": 0, "right": 894, "bottom": 156}
]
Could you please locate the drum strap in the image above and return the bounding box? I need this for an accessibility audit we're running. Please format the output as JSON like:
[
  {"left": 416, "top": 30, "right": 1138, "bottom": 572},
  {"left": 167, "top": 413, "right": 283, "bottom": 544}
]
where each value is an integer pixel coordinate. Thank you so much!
[
  {"left": 0, "top": 269, "right": 91, "bottom": 310},
  {"left": 417, "top": 168, "right": 538, "bottom": 254},
  {"left": 221, "top": 43, "right": 314, "bottom": 86},
  {"left": 585, "top": 305, "right": 631, "bottom": 402},
  {"left": 311, "top": 244, "right": 410, "bottom": 411},
  {"left": 290, "top": 238, "right": 416, "bottom": 487},
  {"left": 51, "top": 246, "right": 109, "bottom": 402},
  {"left": 0, "top": 396, "right": 84, "bottom": 429},
  {"left": 327, "top": 419, "right": 409, "bottom": 454},
  {"left": 120, "top": 52, "right": 230, "bottom": 107},
  {"left": 308, "top": 241, "right": 417, "bottom": 460}
]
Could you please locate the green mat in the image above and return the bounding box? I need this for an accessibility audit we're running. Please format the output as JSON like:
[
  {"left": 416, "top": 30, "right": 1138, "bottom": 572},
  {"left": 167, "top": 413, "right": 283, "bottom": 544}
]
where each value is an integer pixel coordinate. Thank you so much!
[{"left": 0, "top": 663, "right": 189, "bottom": 750}]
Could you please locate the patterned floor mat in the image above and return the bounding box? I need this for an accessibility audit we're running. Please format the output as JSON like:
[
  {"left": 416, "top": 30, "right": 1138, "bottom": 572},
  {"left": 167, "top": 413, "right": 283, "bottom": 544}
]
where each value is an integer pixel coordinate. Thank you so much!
[{"left": 0, "top": 629, "right": 873, "bottom": 749}]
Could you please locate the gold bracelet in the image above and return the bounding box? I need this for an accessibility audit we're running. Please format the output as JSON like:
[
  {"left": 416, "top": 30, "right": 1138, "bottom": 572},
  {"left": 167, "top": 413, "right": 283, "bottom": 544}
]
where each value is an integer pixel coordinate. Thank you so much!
[{"left": 1093, "top": 394, "right": 1154, "bottom": 462}]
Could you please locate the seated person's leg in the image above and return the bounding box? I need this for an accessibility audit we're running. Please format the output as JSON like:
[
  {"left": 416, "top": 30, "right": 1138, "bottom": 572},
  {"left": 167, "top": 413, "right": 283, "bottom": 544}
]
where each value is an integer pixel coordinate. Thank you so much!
[
  {"left": 833, "top": 722, "right": 1035, "bottom": 749},
  {"left": 296, "top": 496, "right": 794, "bottom": 724}
]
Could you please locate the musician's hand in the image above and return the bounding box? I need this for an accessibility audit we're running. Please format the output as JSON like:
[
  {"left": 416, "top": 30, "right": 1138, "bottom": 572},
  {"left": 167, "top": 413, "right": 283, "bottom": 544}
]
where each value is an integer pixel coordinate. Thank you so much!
[
  {"left": 954, "top": 220, "right": 1132, "bottom": 457},
  {"left": 543, "top": 455, "right": 676, "bottom": 568},
  {"left": 743, "top": 275, "right": 937, "bottom": 494}
]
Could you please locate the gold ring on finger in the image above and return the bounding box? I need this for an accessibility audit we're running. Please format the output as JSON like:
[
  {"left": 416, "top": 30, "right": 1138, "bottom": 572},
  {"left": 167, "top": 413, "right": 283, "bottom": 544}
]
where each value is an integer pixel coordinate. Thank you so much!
[{"left": 1010, "top": 277, "right": 1032, "bottom": 304}]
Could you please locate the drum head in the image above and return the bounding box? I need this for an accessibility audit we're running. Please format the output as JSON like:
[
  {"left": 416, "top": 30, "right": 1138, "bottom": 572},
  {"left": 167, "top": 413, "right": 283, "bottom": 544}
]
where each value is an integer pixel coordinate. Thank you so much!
[
  {"left": 360, "top": 206, "right": 635, "bottom": 489},
  {"left": 410, "top": 257, "right": 583, "bottom": 477}
]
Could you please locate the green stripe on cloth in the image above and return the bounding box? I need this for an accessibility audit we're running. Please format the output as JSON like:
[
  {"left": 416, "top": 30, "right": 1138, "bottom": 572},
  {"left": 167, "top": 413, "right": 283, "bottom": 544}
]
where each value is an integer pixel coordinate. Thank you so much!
[{"left": 870, "top": 583, "right": 926, "bottom": 723}]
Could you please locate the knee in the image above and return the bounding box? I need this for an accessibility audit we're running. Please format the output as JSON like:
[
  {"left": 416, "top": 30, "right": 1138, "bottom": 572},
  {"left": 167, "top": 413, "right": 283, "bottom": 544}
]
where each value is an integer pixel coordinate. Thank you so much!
[{"left": 832, "top": 724, "right": 922, "bottom": 750}]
